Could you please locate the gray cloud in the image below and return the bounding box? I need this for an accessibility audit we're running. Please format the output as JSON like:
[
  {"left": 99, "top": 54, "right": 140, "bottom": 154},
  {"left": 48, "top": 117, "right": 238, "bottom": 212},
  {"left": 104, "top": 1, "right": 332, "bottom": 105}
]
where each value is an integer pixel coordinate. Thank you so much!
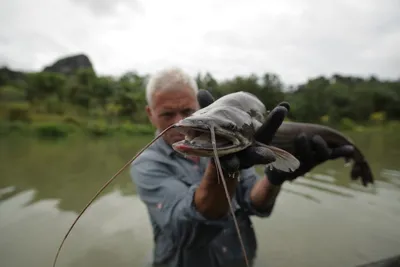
[
  {"left": 0, "top": 30, "right": 73, "bottom": 70},
  {"left": 70, "top": 0, "right": 143, "bottom": 17},
  {"left": 0, "top": 0, "right": 121, "bottom": 71},
  {"left": 0, "top": 0, "right": 399, "bottom": 84},
  {"left": 203, "top": 0, "right": 400, "bottom": 83}
]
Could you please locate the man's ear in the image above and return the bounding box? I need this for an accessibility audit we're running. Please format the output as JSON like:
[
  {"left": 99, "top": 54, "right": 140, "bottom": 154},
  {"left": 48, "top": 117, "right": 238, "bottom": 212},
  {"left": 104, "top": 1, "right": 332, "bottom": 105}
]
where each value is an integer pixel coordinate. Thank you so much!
[{"left": 146, "top": 105, "right": 156, "bottom": 125}]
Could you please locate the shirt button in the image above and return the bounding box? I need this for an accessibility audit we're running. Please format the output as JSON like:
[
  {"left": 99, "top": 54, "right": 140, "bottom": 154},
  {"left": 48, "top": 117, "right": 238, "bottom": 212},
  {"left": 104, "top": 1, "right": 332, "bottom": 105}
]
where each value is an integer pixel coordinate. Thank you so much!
[{"left": 222, "top": 246, "right": 227, "bottom": 253}]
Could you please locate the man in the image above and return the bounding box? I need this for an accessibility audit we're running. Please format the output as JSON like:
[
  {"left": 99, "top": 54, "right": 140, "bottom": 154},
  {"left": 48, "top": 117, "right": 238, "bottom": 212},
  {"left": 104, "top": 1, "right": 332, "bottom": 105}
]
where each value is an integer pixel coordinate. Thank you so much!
[{"left": 130, "top": 67, "right": 354, "bottom": 267}]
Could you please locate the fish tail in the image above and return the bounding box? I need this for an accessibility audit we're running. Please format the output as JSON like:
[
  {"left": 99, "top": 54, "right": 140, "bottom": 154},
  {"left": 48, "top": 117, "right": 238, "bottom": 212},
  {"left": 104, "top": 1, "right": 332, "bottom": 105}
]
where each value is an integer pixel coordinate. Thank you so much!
[{"left": 351, "top": 160, "right": 374, "bottom": 186}]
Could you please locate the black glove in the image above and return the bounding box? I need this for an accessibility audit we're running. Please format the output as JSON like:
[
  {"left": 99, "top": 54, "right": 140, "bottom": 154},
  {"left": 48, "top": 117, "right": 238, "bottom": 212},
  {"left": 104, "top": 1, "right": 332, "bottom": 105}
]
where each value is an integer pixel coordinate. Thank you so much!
[
  {"left": 197, "top": 89, "right": 288, "bottom": 173},
  {"left": 265, "top": 133, "right": 355, "bottom": 186}
]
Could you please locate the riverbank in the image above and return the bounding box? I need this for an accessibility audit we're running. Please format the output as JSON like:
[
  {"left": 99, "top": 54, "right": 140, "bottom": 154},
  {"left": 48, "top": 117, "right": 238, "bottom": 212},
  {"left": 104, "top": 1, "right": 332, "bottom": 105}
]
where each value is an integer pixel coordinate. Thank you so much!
[
  {"left": 0, "top": 119, "right": 156, "bottom": 139},
  {"left": 1, "top": 117, "right": 399, "bottom": 141}
]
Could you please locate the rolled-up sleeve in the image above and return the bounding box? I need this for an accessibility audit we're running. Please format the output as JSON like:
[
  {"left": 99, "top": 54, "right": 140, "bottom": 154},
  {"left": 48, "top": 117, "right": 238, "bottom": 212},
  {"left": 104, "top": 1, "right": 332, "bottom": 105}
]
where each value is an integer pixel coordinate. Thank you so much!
[
  {"left": 130, "top": 154, "right": 229, "bottom": 249},
  {"left": 237, "top": 167, "right": 274, "bottom": 218}
]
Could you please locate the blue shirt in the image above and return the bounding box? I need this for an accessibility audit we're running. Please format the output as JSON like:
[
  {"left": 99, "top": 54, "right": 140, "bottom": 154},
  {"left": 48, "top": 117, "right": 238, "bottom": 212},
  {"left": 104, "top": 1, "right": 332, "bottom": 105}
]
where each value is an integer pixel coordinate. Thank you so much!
[{"left": 130, "top": 135, "right": 272, "bottom": 267}]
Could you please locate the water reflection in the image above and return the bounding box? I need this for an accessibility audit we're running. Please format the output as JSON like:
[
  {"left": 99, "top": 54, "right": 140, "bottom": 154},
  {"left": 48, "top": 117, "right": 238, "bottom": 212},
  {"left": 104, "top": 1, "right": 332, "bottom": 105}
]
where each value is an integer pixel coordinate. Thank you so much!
[
  {"left": 0, "top": 136, "right": 149, "bottom": 213},
  {"left": 291, "top": 179, "right": 355, "bottom": 198},
  {"left": 0, "top": 188, "right": 153, "bottom": 267},
  {"left": 280, "top": 187, "right": 321, "bottom": 204},
  {"left": 1, "top": 128, "right": 400, "bottom": 267},
  {"left": 380, "top": 169, "right": 400, "bottom": 187},
  {"left": 1, "top": 177, "right": 400, "bottom": 267}
]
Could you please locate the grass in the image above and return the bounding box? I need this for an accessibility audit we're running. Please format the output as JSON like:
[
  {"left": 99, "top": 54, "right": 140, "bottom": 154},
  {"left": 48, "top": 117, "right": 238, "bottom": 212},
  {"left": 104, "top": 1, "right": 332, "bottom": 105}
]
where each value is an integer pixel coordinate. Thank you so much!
[
  {"left": 1, "top": 104, "right": 399, "bottom": 141},
  {"left": 0, "top": 119, "right": 156, "bottom": 140}
]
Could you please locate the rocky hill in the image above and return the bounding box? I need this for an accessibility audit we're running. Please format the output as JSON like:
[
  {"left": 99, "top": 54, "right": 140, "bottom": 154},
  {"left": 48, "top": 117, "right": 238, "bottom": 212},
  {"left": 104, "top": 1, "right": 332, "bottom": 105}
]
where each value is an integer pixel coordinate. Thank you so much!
[
  {"left": 42, "top": 54, "right": 95, "bottom": 75},
  {"left": 0, "top": 53, "right": 95, "bottom": 86}
]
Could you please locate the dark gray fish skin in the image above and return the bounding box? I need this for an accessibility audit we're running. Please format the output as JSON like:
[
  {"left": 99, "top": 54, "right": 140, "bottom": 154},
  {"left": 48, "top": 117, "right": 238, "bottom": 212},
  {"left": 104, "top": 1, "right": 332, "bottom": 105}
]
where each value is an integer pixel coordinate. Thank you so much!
[
  {"left": 172, "top": 91, "right": 301, "bottom": 173},
  {"left": 270, "top": 121, "right": 374, "bottom": 187},
  {"left": 173, "top": 91, "right": 270, "bottom": 156}
]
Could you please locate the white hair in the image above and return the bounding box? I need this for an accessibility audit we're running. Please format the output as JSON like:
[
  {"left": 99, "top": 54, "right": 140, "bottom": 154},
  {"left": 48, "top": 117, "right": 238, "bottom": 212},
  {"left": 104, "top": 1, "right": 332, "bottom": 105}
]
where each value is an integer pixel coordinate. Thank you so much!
[{"left": 145, "top": 67, "right": 199, "bottom": 107}]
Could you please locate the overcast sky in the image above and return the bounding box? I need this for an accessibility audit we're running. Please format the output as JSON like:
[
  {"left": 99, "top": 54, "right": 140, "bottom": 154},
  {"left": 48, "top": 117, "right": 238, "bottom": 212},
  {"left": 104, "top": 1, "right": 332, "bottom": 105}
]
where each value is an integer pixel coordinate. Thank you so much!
[{"left": 0, "top": 0, "right": 399, "bottom": 85}]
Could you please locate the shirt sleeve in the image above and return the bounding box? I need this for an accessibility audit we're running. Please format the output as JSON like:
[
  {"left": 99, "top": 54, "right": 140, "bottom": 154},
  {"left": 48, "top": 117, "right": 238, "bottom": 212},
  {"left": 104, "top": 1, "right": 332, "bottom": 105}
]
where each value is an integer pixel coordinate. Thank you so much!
[
  {"left": 237, "top": 167, "right": 275, "bottom": 218},
  {"left": 130, "top": 154, "right": 229, "bottom": 249}
]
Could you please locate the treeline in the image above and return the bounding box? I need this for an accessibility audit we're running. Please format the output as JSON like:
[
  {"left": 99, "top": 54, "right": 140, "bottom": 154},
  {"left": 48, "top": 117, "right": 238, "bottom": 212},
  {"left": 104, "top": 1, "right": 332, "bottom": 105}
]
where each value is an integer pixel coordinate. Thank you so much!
[{"left": 0, "top": 67, "right": 399, "bottom": 137}]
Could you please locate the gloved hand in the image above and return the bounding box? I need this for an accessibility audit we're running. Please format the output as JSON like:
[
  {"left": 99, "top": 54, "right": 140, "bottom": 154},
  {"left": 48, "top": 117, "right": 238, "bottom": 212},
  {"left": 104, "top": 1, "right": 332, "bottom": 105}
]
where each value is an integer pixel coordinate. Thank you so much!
[
  {"left": 265, "top": 133, "right": 355, "bottom": 186},
  {"left": 197, "top": 89, "right": 288, "bottom": 173}
]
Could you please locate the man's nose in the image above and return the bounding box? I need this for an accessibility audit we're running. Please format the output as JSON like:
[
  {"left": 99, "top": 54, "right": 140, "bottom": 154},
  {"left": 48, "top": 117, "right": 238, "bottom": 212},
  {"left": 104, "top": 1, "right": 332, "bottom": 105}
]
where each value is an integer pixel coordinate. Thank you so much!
[{"left": 172, "top": 113, "right": 185, "bottom": 124}]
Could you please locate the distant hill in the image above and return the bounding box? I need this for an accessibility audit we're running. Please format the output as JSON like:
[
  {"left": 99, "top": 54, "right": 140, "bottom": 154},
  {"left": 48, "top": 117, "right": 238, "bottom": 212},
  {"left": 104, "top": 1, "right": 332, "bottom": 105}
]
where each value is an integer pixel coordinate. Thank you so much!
[
  {"left": 42, "top": 54, "right": 95, "bottom": 75},
  {"left": 0, "top": 53, "right": 95, "bottom": 86}
]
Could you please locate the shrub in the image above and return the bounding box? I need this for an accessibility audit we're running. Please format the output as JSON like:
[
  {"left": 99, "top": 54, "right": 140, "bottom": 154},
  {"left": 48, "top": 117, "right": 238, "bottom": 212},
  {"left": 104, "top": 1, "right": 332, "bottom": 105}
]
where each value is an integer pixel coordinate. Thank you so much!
[
  {"left": 63, "top": 115, "right": 82, "bottom": 126},
  {"left": 115, "top": 122, "right": 155, "bottom": 136},
  {"left": 6, "top": 102, "right": 31, "bottom": 122},
  {"left": 339, "top": 117, "right": 357, "bottom": 131},
  {"left": 369, "top": 111, "right": 386, "bottom": 124},
  {"left": 320, "top": 114, "right": 329, "bottom": 124},
  {"left": 34, "top": 122, "right": 73, "bottom": 139},
  {"left": 86, "top": 120, "right": 111, "bottom": 137},
  {"left": 0, "top": 121, "right": 30, "bottom": 136}
]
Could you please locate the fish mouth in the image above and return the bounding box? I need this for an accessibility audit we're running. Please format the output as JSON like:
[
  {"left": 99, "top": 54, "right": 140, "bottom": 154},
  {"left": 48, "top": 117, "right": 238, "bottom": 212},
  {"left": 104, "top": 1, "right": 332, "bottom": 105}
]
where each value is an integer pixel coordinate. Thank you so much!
[{"left": 171, "top": 125, "right": 245, "bottom": 156}]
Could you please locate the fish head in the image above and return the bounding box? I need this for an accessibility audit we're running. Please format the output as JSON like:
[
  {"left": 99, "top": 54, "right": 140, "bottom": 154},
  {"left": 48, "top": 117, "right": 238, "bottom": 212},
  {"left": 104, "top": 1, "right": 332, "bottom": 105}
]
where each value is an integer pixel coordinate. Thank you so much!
[{"left": 171, "top": 105, "right": 259, "bottom": 157}]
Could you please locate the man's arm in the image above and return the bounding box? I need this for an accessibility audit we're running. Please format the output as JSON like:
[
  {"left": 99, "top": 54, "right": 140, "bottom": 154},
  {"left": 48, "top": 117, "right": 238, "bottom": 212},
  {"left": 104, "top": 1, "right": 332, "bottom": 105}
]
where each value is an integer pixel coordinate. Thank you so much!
[
  {"left": 130, "top": 155, "right": 232, "bottom": 250},
  {"left": 249, "top": 175, "right": 282, "bottom": 214},
  {"left": 194, "top": 160, "right": 239, "bottom": 220},
  {"left": 236, "top": 167, "right": 282, "bottom": 217}
]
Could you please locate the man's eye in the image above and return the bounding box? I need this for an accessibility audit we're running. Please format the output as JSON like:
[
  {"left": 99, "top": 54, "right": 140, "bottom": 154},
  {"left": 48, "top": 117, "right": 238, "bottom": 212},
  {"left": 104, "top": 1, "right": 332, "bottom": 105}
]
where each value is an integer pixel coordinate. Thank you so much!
[
  {"left": 181, "top": 109, "right": 194, "bottom": 116},
  {"left": 162, "top": 113, "right": 174, "bottom": 118}
]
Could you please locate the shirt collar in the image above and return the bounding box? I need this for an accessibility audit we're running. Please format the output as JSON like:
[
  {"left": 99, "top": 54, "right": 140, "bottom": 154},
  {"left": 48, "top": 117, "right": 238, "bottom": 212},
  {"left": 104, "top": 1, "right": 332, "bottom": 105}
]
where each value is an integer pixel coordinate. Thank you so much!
[{"left": 153, "top": 129, "right": 176, "bottom": 157}]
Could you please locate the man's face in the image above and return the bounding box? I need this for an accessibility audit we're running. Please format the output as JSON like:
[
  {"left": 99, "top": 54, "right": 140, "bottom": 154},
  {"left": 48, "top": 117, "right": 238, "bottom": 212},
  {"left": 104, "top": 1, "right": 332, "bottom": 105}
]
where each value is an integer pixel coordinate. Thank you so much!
[{"left": 146, "top": 87, "right": 199, "bottom": 146}]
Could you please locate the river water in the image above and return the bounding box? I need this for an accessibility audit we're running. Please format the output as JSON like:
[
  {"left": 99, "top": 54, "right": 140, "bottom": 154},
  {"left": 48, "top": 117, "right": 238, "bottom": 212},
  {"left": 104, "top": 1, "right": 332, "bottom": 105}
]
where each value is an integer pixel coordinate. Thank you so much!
[{"left": 0, "top": 127, "right": 399, "bottom": 267}]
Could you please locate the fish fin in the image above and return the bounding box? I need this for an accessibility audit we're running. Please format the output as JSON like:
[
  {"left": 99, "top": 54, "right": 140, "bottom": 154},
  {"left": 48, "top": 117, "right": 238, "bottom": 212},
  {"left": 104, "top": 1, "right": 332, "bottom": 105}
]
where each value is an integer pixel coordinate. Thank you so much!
[
  {"left": 344, "top": 157, "right": 352, "bottom": 167},
  {"left": 252, "top": 118, "right": 263, "bottom": 130},
  {"left": 261, "top": 144, "right": 301, "bottom": 173}
]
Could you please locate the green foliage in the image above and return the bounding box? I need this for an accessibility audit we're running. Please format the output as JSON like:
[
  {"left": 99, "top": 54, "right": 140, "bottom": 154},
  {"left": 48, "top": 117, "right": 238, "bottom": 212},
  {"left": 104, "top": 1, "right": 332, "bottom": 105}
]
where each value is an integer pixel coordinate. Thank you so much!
[
  {"left": 320, "top": 115, "right": 329, "bottom": 124},
  {"left": 34, "top": 122, "right": 74, "bottom": 139},
  {"left": 0, "top": 85, "right": 26, "bottom": 101},
  {"left": 0, "top": 121, "right": 30, "bottom": 136},
  {"left": 63, "top": 115, "right": 82, "bottom": 126},
  {"left": 117, "top": 122, "right": 155, "bottom": 135},
  {"left": 0, "top": 66, "right": 399, "bottom": 140},
  {"left": 339, "top": 118, "right": 357, "bottom": 131},
  {"left": 86, "top": 120, "right": 111, "bottom": 137},
  {"left": 369, "top": 111, "right": 386, "bottom": 124},
  {"left": 3, "top": 102, "right": 31, "bottom": 122}
]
